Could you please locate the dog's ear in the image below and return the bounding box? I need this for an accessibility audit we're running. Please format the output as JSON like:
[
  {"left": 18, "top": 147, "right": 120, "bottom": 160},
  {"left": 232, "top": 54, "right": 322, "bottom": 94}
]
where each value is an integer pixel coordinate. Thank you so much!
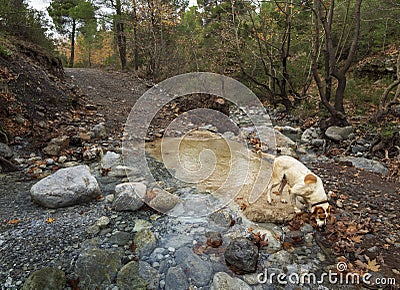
[
  {"left": 327, "top": 205, "right": 332, "bottom": 214},
  {"left": 311, "top": 207, "right": 318, "bottom": 218},
  {"left": 312, "top": 206, "right": 325, "bottom": 217},
  {"left": 304, "top": 173, "right": 317, "bottom": 184}
]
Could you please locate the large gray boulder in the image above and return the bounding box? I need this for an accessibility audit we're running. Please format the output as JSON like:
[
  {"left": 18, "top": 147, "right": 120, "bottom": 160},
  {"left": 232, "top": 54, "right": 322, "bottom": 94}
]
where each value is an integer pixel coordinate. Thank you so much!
[
  {"left": 325, "top": 126, "right": 354, "bottom": 141},
  {"left": 174, "top": 247, "right": 213, "bottom": 287},
  {"left": 165, "top": 267, "right": 189, "bottom": 290},
  {"left": 339, "top": 156, "right": 389, "bottom": 175},
  {"left": 30, "top": 165, "right": 100, "bottom": 208}
]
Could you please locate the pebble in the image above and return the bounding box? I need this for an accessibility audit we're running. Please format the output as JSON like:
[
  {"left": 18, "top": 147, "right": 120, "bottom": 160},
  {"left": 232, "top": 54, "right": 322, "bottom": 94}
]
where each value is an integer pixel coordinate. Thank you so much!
[
  {"left": 317, "top": 252, "right": 326, "bottom": 261},
  {"left": 133, "top": 219, "right": 152, "bottom": 232},
  {"left": 58, "top": 156, "right": 67, "bottom": 163},
  {"left": 105, "top": 194, "right": 115, "bottom": 203},
  {"left": 96, "top": 216, "right": 110, "bottom": 228},
  {"left": 86, "top": 225, "right": 100, "bottom": 235}
]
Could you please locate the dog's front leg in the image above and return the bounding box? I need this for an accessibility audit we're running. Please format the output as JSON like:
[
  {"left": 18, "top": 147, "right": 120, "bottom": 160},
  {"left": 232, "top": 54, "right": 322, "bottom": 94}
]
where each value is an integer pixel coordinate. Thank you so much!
[{"left": 289, "top": 190, "right": 302, "bottom": 213}]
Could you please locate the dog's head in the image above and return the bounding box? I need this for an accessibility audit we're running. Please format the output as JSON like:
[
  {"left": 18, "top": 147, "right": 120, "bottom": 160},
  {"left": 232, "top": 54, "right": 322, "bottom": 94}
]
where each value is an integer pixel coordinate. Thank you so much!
[
  {"left": 311, "top": 203, "right": 331, "bottom": 227},
  {"left": 304, "top": 173, "right": 331, "bottom": 227}
]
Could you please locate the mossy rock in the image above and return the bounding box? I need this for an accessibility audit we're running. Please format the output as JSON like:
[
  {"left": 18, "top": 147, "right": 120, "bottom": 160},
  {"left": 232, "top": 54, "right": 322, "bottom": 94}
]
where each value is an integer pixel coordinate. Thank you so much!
[
  {"left": 22, "top": 267, "right": 65, "bottom": 290},
  {"left": 117, "top": 261, "right": 147, "bottom": 290}
]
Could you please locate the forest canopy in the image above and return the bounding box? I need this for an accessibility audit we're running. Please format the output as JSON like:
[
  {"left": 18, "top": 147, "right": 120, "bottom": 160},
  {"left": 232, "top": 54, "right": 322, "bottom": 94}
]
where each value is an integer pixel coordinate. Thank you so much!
[{"left": 1, "top": 0, "right": 399, "bottom": 126}]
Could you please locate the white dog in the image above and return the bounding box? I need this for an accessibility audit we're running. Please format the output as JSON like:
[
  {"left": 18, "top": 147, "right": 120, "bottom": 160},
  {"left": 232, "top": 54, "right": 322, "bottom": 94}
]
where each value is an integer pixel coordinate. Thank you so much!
[{"left": 266, "top": 155, "right": 331, "bottom": 227}]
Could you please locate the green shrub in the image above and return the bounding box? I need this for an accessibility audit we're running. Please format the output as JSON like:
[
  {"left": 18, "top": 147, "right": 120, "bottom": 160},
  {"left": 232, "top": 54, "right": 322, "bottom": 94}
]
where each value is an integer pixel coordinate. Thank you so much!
[{"left": 0, "top": 44, "right": 12, "bottom": 57}]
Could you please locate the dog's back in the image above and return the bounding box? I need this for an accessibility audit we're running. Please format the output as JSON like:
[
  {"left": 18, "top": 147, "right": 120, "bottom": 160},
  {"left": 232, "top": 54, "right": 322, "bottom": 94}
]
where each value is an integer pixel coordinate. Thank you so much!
[{"left": 274, "top": 156, "right": 311, "bottom": 185}]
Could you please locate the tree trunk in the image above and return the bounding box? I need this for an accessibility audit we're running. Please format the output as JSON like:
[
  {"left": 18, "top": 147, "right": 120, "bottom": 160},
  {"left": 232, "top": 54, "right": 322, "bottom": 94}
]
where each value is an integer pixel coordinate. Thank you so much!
[
  {"left": 375, "top": 49, "right": 400, "bottom": 120},
  {"left": 69, "top": 19, "right": 76, "bottom": 68},
  {"left": 115, "top": 0, "right": 127, "bottom": 70},
  {"left": 335, "top": 73, "right": 346, "bottom": 114},
  {"left": 132, "top": 0, "right": 139, "bottom": 71},
  {"left": 88, "top": 46, "right": 92, "bottom": 67},
  {"left": 311, "top": 0, "right": 362, "bottom": 126}
]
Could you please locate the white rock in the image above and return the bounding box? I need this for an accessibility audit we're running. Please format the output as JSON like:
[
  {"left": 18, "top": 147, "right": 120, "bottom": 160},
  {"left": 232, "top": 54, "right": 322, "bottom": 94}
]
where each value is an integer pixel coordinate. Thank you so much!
[
  {"left": 100, "top": 151, "right": 121, "bottom": 169},
  {"left": 149, "top": 188, "right": 179, "bottom": 213},
  {"left": 105, "top": 194, "right": 114, "bottom": 203},
  {"left": 112, "top": 182, "right": 146, "bottom": 211},
  {"left": 108, "top": 165, "right": 138, "bottom": 178},
  {"left": 211, "top": 272, "right": 251, "bottom": 290},
  {"left": 301, "top": 127, "right": 321, "bottom": 144},
  {"left": 274, "top": 125, "right": 302, "bottom": 135},
  {"left": 30, "top": 165, "right": 100, "bottom": 208},
  {"left": 58, "top": 156, "right": 67, "bottom": 163},
  {"left": 96, "top": 216, "right": 110, "bottom": 228}
]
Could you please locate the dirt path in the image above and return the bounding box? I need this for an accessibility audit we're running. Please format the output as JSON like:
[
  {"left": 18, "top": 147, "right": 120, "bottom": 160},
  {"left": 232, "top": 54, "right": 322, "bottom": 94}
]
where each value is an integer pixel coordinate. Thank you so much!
[{"left": 65, "top": 68, "right": 148, "bottom": 137}]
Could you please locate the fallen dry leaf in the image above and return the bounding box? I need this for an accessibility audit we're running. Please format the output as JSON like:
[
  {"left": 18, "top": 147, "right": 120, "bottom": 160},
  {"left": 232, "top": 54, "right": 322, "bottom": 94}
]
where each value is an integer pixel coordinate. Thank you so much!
[
  {"left": 206, "top": 238, "right": 223, "bottom": 248},
  {"left": 193, "top": 244, "right": 207, "bottom": 255},
  {"left": 350, "top": 235, "right": 363, "bottom": 243},
  {"left": 7, "top": 219, "right": 21, "bottom": 225},
  {"left": 45, "top": 217, "right": 56, "bottom": 224},
  {"left": 282, "top": 242, "right": 293, "bottom": 250},
  {"left": 367, "top": 258, "right": 380, "bottom": 272}
]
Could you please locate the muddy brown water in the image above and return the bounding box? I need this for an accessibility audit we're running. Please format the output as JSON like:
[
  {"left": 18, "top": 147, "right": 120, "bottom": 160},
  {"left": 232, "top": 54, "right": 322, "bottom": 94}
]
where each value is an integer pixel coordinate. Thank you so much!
[{"left": 145, "top": 130, "right": 296, "bottom": 222}]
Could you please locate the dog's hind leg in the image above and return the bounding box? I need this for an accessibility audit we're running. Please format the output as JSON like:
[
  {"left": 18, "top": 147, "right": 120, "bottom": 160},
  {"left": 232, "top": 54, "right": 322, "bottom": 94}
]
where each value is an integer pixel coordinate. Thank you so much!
[
  {"left": 266, "top": 180, "right": 281, "bottom": 204},
  {"left": 276, "top": 176, "right": 287, "bottom": 195}
]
